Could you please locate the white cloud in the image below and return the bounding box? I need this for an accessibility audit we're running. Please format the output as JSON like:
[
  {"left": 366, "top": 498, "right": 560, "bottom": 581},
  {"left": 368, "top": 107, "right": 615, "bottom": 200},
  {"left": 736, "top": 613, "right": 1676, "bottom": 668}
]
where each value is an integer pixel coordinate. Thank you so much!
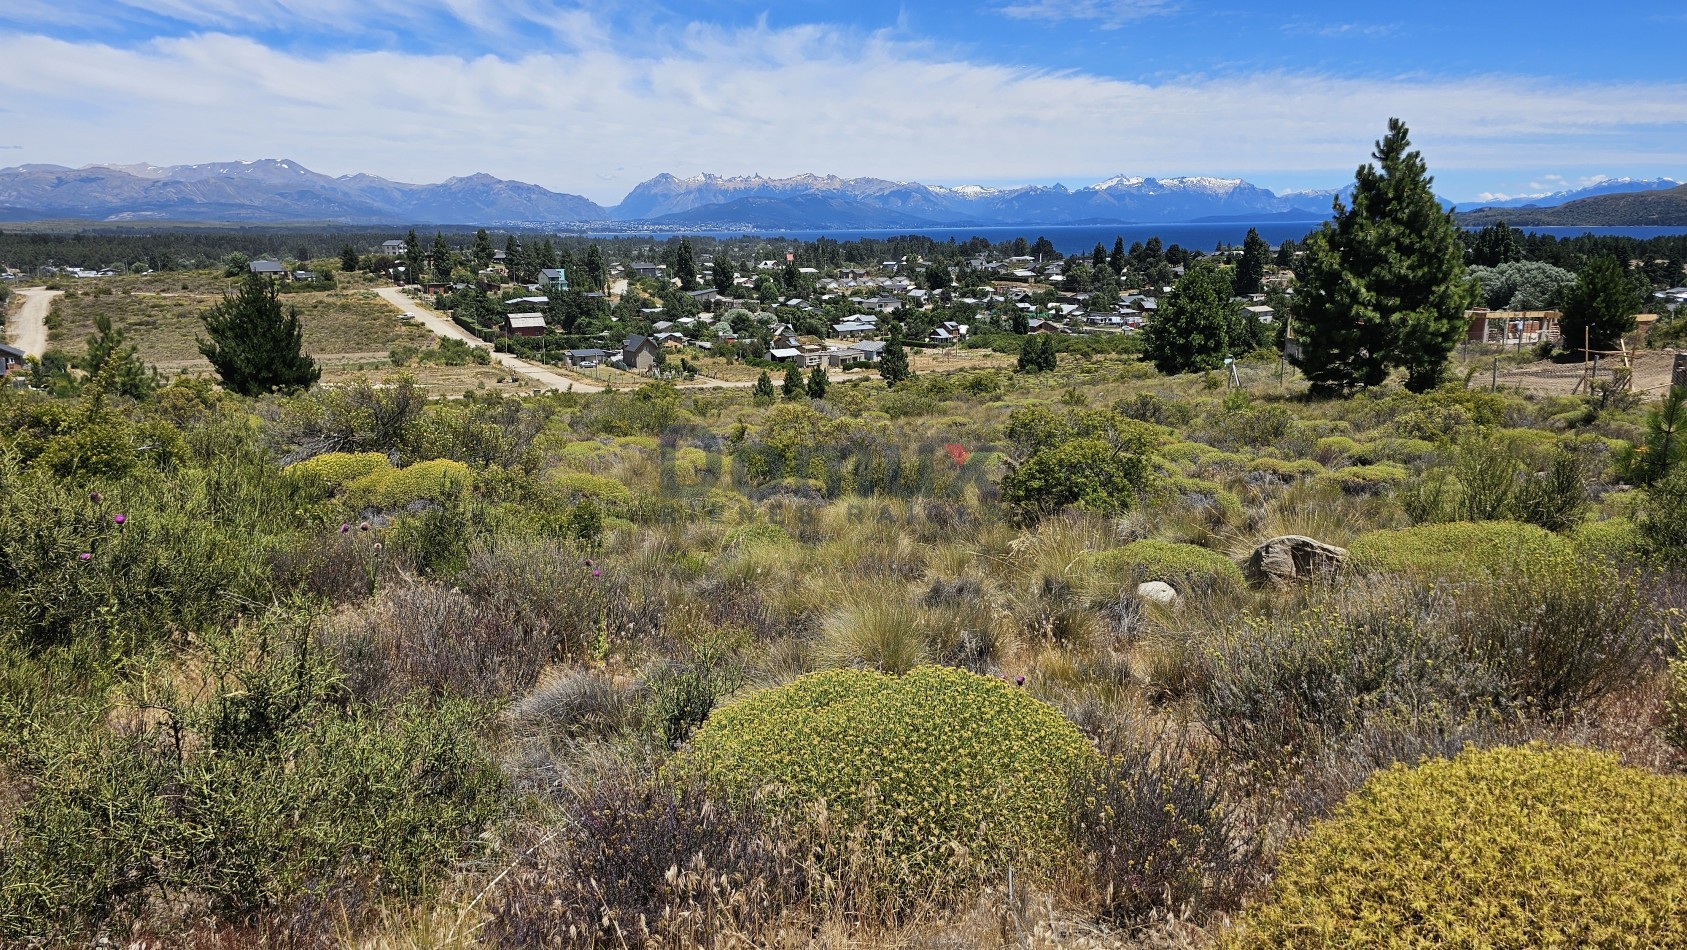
[
  {"left": 1, "top": 23, "right": 1685, "bottom": 205},
  {"left": 1283, "top": 21, "right": 1401, "bottom": 39},
  {"left": 996, "top": 0, "right": 1178, "bottom": 28}
]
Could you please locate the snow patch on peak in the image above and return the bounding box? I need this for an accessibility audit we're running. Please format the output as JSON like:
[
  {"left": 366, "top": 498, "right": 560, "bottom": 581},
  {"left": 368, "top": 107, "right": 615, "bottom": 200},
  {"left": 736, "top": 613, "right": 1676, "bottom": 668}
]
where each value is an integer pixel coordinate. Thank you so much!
[{"left": 1085, "top": 175, "right": 1146, "bottom": 191}]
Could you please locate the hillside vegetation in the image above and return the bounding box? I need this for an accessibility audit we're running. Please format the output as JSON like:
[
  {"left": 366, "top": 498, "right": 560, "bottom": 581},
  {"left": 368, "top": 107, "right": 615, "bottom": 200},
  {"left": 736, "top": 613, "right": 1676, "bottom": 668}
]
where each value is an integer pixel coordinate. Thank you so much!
[{"left": 0, "top": 340, "right": 1683, "bottom": 946}]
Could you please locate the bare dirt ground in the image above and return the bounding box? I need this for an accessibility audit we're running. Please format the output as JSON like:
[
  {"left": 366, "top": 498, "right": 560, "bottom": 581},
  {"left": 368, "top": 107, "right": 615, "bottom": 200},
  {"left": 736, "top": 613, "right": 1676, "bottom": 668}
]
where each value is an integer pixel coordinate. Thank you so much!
[
  {"left": 1489, "top": 349, "right": 1682, "bottom": 398},
  {"left": 7, "top": 288, "right": 61, "bottom": 358}
]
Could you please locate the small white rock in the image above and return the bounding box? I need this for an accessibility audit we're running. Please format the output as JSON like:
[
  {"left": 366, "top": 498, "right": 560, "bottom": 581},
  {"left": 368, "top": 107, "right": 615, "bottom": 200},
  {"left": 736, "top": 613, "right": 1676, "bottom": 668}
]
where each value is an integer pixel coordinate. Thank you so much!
[{"left": 1136, "top": 581, "right": 1180, "bottom": 606}]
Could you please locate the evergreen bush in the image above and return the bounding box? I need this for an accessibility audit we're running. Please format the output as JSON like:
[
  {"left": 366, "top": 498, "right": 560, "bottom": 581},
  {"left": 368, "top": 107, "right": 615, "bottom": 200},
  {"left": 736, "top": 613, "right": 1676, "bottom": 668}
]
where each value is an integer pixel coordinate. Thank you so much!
[
  {"left": 1088, "top": 539, "right": 1244, "bottom": 596},
  {"left": 1227, "top": 745, "right": 1687, "bottom": 948},
  {"left": 1347, "top": 520, "right": 1571, "bottom": 577},
  {"left": 672, "top": 666, "right": 1096, "bottom": 893}
]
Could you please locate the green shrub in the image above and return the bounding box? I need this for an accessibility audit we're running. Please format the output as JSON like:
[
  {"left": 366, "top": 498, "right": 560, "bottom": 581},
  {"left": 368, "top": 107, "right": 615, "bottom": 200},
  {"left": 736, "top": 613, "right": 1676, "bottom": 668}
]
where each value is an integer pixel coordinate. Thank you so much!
[
  {"left": 1002, "top": 438, "right": 1156, "bottom": 524},
  {"left": 1347, "top": 521, "right": 1571, "bottom": 577},
  {"left": 1226, "top": 745, "right": 1687, "bottom": 949},
  {"left": 1572, "top": 517, "right": 1648, "bottom": 562},
  {"left": 344, "top": 458, "right": 473, "bottom": 509},
  {"left": 1313, "top": 435, "right": 1365, "bottom": 464},
  {"left": 1156, "top": 475, "right": 1244, "bottom": 520},
  {"left": 1089, "top": 539, "right": 1244, "bottom": 596},
  {"left": 672, "top": 666, "right": 1096, "bottom": 894},
  {"left": 1245, "top": 456, "right": 1323, "bottom": 481},
  {"left": 550, "top": 470, "right": 634, "bottom": 506},
  {"left": 1641, "top": 465, "right": 1687, "bottom": 562},
  {"left": 1312, "top": 462, "right": 1410, "bottom": 496},
  {"left": 1193, "top": 590, "right": 1493, "bottom": 768},
  {"left": 287, "top": 450, "right": 392, "bottom": 488},
  {"left": 0, "top": 663, "right": 504, "bottom": 942}
]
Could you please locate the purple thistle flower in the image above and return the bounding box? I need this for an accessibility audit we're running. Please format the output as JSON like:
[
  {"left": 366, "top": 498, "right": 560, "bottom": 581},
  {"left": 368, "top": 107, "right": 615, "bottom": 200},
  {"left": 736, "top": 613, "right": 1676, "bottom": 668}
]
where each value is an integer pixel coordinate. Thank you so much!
[
  {"left": 1015, "top": 676, "right": 1025, "bottom": 687},
  {"left": 339, "top": 523, "right": 351, "bottom": 534},
  {"left": 113, "top": 513, "right": 126, "bottom": 525},
  {"left": 78, "top": 552, "right": 92, "bottom": 562},
  {"left": 592, "top": 569, "right": 601, "bottom": 578}
]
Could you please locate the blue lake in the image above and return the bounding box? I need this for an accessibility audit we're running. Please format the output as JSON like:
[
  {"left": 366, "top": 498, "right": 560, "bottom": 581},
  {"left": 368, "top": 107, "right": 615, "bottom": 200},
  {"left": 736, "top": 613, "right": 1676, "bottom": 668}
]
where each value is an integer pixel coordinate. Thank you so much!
[{"left": 590, "top": 224, "right": 1687, "bottom": 257}]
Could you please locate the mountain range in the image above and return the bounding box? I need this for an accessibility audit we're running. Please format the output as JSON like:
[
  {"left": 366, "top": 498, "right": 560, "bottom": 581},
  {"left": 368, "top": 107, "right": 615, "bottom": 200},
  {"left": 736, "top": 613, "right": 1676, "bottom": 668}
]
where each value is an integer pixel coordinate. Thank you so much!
[
  {"left": 1470, "top": 178, "right": 1682, "bottom": 210},
  {"left": 0, "top": 160, "right": 605, "bottom": 225},
  {"left": 0, "top": 160, "right": 1679, "bottom": 229},
  {"left": 1457, "top": 183, "right": 1687, "bottom": 227}
]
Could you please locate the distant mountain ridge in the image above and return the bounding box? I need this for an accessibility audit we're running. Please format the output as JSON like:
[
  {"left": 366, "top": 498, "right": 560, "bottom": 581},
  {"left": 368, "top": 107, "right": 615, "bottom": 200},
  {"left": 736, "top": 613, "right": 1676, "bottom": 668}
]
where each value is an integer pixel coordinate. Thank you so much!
[
  {"left": 1458, "top": 184, "right": 1687, "bottom": 227},
  {"left": 1470, "top": 178, "right": 1681, "bottom": 210},
  {"left": 3, "top": 159, "right": 1664, "bottom": 229},
  {"left": 613, "top": 171, "right": 1338, "bottom": 228},
  {"left": 0, "top": 160, "right": 607, "bottom": 225}
]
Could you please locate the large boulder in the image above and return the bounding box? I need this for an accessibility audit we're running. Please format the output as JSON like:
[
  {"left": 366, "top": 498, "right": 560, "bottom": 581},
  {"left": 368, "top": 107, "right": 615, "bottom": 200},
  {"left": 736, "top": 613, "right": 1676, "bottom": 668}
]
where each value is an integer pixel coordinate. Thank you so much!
[{"left": 1245, "top": 535, "right": 1347, "bottom": 587}]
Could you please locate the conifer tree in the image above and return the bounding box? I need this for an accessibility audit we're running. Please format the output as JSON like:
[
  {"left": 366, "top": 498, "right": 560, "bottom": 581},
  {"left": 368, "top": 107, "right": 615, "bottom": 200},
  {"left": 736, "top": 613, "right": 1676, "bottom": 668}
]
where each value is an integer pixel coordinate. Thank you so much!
[
  {"left": 339, "top": 244, "right": 360, "bottom": 272},
  {"left": 782, "top": 363, "right": 805, "bottom": 399},
  {"left": 1234, "top": 227, "right": 1270, "bottom": 296},
  {"left": 198, "top": 272, "right": 319, "bottom": 396},
  {"left": 81, "top": 313, "right": 154, "bottom": 399},
  {"left": 584, "top": 245, "right": 607, "bottom": 292},
  {"left": 431, "top": 233, "right": 453, "bottom": 283},
  {"left": 1142, "top": 265, "right": 1240, "bottom": 375},
  {"left": 1560, "top": 255, "right": 1640, "bottom": 354},
  {"left": 402, "top": 230, "right": 423, "bottom": 285},
  {"left": 752, "top": 371, "right": 776, "bottom": 404},
  {"left": 879, "top": 331, "right": 912, "bottom": 385},
  {"left": 472, "top": 229, "right": 495, "bottom": 269},
  {"left": 1110, "top": 236, "right": 1126, "bottom": 275},
  {"left": 675, "top": 238, "right": 698, "bottom": 291},
  {"left": 807, "top": 365, "right": 829, "bottom": 399},
  {"left": 1292, "top": 119, "right": 1470, "bottom": 395},
  {"left": 713, "top": 257, "right": 735, "bottom": 294}
]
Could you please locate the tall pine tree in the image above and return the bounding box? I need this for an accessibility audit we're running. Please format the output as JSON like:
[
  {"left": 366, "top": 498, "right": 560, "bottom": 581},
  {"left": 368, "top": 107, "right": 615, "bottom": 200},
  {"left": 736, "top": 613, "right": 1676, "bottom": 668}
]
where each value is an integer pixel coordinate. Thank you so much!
[
  {"left": 879, "top": 331, "right": 912, "bottom": 385},
  {"left": 1234, "top": 227, "right": 1270, "bottom": 296},
  {"left": 675, "top": 238, "right": 698, "bottom": 291},
  {"left": 1292, "top": 119, "right": 1470, "bottom": 395},
  {"left": 1141, "top": 265, "right": 1240, "bottom": 375},
  {"left": 198, "top": 272, "right": 319, "bottom": 396},
  {"left": 1560, "top": 255, "right": 1639, "bottom": 354}
]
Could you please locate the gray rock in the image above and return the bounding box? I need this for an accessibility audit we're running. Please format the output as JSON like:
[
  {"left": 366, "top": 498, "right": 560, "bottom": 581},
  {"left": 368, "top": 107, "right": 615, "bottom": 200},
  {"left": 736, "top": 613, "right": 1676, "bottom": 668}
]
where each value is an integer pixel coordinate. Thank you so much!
[
  {"left": 1245, "top": 535, "right": 1347, "bottom": 587},
  {"left": 1136, "top": 580, "right": 1181, "bottom": 606}
]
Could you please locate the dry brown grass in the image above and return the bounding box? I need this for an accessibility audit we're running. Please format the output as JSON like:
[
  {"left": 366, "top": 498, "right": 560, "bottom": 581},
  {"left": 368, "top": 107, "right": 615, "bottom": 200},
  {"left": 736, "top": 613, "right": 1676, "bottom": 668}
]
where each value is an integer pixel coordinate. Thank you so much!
[{"left": 49, "top": 282, "right": 434, "bottom": 367}]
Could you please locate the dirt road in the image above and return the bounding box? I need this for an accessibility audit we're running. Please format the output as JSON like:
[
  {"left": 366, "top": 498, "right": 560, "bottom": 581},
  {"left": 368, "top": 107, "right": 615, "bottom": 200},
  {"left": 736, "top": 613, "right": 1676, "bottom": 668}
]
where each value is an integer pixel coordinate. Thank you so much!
[
  {"left": 372, "top": 285, "right": 882, "bottom": 394},
  {"left": 373, "top": 287, "right": 603, "bottom": 393},
  {"left": 6, "top": 287, "right": 62, "bottom": 358}
]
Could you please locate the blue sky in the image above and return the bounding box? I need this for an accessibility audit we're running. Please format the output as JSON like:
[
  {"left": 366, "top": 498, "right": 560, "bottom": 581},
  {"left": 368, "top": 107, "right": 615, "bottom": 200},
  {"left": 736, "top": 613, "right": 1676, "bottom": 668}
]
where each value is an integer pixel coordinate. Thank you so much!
[{"left": 1, "top": 0, "right": 1683, "bottom": 205}]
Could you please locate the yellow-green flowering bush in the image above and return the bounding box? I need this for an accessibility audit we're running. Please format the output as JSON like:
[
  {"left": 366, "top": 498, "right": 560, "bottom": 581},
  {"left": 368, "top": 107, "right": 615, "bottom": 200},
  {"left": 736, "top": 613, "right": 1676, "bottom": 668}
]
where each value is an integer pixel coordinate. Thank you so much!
[
  {"left": 1227, "top": 744, "right": 1687, "bottom": 948},
  {"left": 287, "top": 451, "right": 392, "bottom": 489},
  {"left": 550, "top": 471, "right": 634, "bottom": 505},
  {"left": 345, "top": 459, "right": 472, "bottom": 509},
  {"left": 1347, "top": 520, "right": 1571, "bottom": 577},
  {"left": 1088, "top": 539, "right": 1244, "bottom": 596},
  {"left": 1572, "top": 516, "right": 1649, "bottom": 563},
  {"left": 672, "top": 666, "right": 1096, "bottom": 891}
]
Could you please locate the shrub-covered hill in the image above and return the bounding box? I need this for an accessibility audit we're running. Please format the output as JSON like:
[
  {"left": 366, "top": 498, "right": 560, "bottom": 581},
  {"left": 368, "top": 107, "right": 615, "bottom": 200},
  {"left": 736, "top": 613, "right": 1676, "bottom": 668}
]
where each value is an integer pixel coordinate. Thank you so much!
[{"left": 0, "top": 336, "right": 1682, "bottom": 946}]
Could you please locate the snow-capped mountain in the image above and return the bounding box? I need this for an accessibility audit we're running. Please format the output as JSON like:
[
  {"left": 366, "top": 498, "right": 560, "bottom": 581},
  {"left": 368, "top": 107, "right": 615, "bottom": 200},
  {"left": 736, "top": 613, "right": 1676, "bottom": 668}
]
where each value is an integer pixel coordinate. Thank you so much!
[
  {"left": 1472, "top": 178, "right": 1682, "bottom": 210},
  {"left": 611, "top": 172, "right": 1329, "bottom": 227}
]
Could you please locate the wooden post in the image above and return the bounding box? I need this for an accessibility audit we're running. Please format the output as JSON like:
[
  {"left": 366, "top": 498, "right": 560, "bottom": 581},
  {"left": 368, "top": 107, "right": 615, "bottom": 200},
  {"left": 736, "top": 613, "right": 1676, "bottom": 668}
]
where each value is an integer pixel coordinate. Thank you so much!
[{"left": 1492, "top": 356, "right": 1498, "bottom": 392}]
